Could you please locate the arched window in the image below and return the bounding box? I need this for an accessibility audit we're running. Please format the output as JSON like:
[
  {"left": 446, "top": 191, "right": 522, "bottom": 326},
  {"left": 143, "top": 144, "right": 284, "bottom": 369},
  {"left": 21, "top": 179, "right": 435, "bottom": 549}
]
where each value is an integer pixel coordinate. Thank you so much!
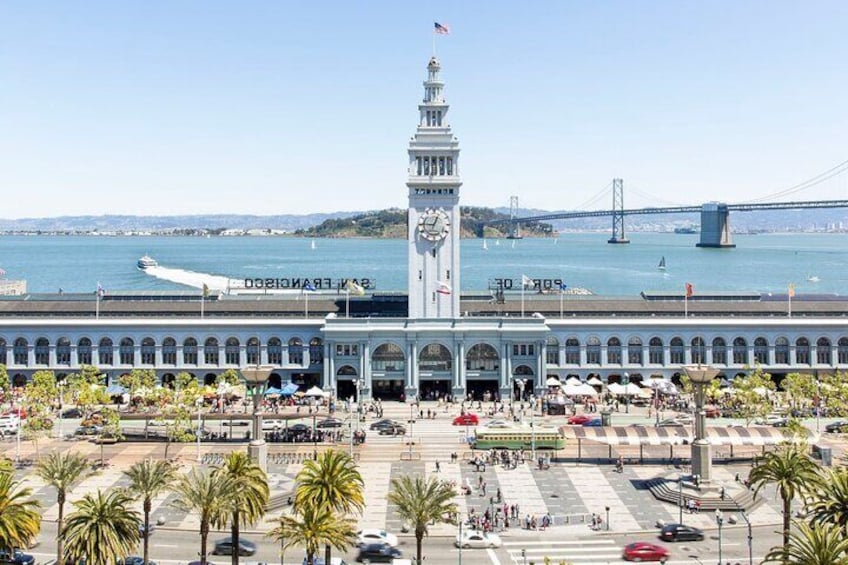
[
  {"left": 628, "top": 337, "right": 643, "bottom": 365},
  {"left": 99, "top": 338, "right": 113, "bottom": 365},
  {"left": 13, "top": 338, "right": 28, "bottom": 366},
  {"left": 310, "top": 337, "right": 323, "bottom": 364},
  {"left": 753, "top": 337, "right": 769, "bottom": 365},
  {"left": 35, "top": 338, "right": 50, "bottom": 365},
  {"left": 796, "top": 337, "right": 810, "bottom": 365},
  {"left": 732, "top": 337, "right": 748, "bottom": 365},
  {"left": 649, "top": 338, "right": 664, "bottom": 365},
  {"left": 670, "top": 337, "right": 685, "bottom": 364},
  {"left": 775, "top": 337, "right": 790, "bottom": 364},
  {"left": 711, "top": 338, "right": 727, "bottom": 365},
  {"left": 839, "top": 338, "right": 848, "bottom": 364},
  {"left": 183, "top": 338, "right": 198, "bottom": 365},
  {"left": 565, "top": 338, "right": 580, "bottom": 365},
  {"left": 141, "top": 337, "right": 156, "bottom": 365},
  {"left": 466, "top": 343, "right": 499, "bottom": 371},
  {"left": 225, "top": 337, "right": 240, "bottom": 365},
  {"left": 288, "top": 338, "right": 304, "bottom": 365},
  {"left": 77, "top": 338, "right": 92, "bottom": 365},
  {"left": 817, "top": 337, "right": 832, "bottom": 365},
  {"left": 162, "top": 338, "right": 177, "bottom": 365},
  {"left": 545, "top": 336, "right": 559, "bottom": 365},
  {"left": 586, "top": 337, "right": 601, "bottom": 365},
  {"left": 267, "top": 338, "right": 282, "bottom": 365},
  {"left": 372, "top": 343, "right": 406, "bottom": 372},
  {"left": 204, "top": 337, "right": 219, "bottom": 365},
  {"left": 0, "top": 338, "right": 6, "bottom": 366},
  {"left": 691, "top": 337, "right": 706, "bottom": 364},
  {"left": 120, "top": 338, "right": 135, "bottom": 365},
  {"left": 607, "top": 337, "right": 622, "bottom": 365},
  {"left": 513, "top": 365, "right": 534, "bottom": 390},
  {"left": 56, "top": 337, "right": 71, "bottom": 366},
  {"left": 246, "top": 337, "right": 260, "bottom": 365},
  {"left": 337, "top": 365, "right": 357, "bottom": 376},
  {"left": 419, "top": 343, "right": 452, "bottom": 372}
]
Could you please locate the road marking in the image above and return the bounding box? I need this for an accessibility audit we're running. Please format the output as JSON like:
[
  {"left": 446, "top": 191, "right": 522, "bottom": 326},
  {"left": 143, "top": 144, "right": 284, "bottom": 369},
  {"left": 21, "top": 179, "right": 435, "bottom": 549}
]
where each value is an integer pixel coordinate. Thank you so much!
[
  {"left": 487, "top": 547, "right": 503, "bottom": 565},
  {"left": 502, "top": 539, "right": 617, "bottom": 547}
]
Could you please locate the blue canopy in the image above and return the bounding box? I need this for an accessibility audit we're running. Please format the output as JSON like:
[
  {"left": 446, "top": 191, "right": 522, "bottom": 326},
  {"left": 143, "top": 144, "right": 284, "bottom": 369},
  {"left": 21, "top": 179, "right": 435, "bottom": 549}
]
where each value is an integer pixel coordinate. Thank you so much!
[
  {"left": 106, "top": 384, "right": 128, "bottom": 395},
  {"left": 280, "top": 383, "right": 299, "bottom": 396},
  {"left": 264, "top": 386, "right": 283, "bottom": 396}
]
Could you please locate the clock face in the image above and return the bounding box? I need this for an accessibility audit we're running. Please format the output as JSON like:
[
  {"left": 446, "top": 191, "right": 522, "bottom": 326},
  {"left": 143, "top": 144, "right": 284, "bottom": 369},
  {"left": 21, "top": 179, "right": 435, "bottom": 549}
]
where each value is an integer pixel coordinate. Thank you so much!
[{"left": 417, "top": 208, "right": 450, "bottom": 242}]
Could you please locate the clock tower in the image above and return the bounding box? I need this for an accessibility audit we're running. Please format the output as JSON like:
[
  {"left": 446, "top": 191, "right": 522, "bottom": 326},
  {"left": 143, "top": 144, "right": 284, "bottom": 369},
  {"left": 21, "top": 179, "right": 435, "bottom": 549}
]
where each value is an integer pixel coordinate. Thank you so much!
[{"left": 407, "top": 56, "right": 462, "bottom": 318}]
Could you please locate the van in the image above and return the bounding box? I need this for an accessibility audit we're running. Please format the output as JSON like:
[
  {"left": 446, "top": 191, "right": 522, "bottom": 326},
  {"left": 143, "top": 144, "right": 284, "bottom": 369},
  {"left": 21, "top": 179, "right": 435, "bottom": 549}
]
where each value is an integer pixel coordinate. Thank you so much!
[{"left": 0, "top": 415, "right": 20, "bottom": 434}]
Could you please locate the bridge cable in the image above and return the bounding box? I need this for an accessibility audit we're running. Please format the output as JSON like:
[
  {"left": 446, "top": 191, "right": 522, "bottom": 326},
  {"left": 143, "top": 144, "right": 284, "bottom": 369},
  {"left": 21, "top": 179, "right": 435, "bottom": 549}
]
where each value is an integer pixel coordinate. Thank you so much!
[
  {"left": 572, "top": 180, "right": 613, "bottom": 211},
  {"left": 741, "top": 158, "right": 848, "bottom": 204}
]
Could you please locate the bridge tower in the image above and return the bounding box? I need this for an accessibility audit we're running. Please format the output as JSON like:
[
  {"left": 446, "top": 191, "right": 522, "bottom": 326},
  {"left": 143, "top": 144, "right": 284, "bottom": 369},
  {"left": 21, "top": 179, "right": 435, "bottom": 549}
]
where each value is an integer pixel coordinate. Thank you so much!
[
  {"left": 507, "top": 196, "right": 522, "bottom": 239},
  {"left": 696, "top": 203, "right": 735, "bottom": 248},
  {"left": 607, "top": 178, "right": 630, "bottom": 244}
]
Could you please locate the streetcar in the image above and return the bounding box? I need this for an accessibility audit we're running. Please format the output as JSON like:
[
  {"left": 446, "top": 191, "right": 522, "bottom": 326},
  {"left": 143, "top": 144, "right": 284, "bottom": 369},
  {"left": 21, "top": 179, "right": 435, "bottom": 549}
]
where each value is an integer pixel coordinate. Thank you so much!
[{"left": 471, "top": 426, "right": 566, "bottom": 450}]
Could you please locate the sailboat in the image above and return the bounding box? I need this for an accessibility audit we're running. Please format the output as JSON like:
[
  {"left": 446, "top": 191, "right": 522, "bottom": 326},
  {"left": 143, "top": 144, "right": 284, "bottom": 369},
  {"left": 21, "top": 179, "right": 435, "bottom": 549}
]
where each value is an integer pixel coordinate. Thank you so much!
[
  {"left": 807, "top": 275, "right": 820, "bottom": 283},
  {"left": 658, "top": 256, "right": 666, "bottom": 271},
  {"left": 494, "top": 239, "right": 500, "bottom": 246},
  {"left": 482, "top": 239, "right": 488, "bottom": 250},
  {"left": 310, "top": 239, "right": 316, "bottom": 250}
]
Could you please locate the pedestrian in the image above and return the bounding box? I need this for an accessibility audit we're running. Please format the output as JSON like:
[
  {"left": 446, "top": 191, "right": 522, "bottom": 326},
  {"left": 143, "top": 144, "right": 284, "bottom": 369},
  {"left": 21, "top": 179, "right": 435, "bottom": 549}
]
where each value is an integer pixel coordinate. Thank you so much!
[{"left": 435, "top": 461, "right": 441, "bottom": 473}]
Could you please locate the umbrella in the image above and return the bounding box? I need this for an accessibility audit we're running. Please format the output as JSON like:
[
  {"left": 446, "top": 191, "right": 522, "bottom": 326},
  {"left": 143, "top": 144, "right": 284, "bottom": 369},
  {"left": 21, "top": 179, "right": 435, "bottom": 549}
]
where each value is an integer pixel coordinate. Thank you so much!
[
  {"left": 264, "top": 386, "right": 282, "bottom": 396},
  {"left": 565, "top": 377, "right": 581, "bottom": 386},
  {"left": 106, "top": 384, "right": 127, "bottom": 396},
  {"left": 305, "top": 386, "right": 326, "bottom": 397},
  {"left": 576, "top": 383, "right": 598, "bottom": 396},
  {"left": 624, "top": 383, "right": 643, "bottom": 396},
  {"left": 607, "top": 383, "right": 624, "bottom": 394},
  {"left": 587, "top": 376, "right": 604, "bottom": 386},
  {"left": 545, "top": 377, "right": 562, "bottom": 387},
  {"left": 280, "top": 383, "right": 300, "bottom": 396},
  {"left": 562, "top": 384, "right": 583, "bottom": 396}
]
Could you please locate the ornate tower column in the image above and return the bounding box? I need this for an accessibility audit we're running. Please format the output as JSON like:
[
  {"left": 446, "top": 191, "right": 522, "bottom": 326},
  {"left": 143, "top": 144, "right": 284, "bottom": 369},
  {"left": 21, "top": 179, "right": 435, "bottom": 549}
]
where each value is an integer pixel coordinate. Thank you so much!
[{"left": 407, "top": 57, "right": 462, "bottom": 319}]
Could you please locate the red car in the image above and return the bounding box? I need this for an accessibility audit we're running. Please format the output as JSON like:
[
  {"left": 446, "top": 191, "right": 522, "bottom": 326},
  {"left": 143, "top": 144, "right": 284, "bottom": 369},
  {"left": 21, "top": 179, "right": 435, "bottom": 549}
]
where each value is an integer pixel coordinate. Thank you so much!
[
  {"left": 622, "top": 542, "right": 670, "bottom": 562},
  {"left": 452, "top": 413, "right": 480, "bottom": 426},
  {"left": 567, "top": 414, "right": 594, "bottom": 425}
]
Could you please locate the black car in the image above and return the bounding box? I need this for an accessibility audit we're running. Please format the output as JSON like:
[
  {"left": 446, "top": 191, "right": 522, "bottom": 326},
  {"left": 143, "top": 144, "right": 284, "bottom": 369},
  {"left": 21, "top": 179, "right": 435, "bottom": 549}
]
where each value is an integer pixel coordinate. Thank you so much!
[
  {"left": 61, "top": 408, "right": 83, "bottom": 418},
  {"left": 212, "top": 538, "right": 257, "bottom": 556},
  {"left": 317, "top": 418, "right": 344, "bottom": 429},
  {"left": 826, "top": 420, "right": 848, "bottom": 433},
  {"left": 119, "top": 558, "right": 158, "bottom": 565},
  {"left": 660, "top": 523, "right": 705, "bottom": 542},
  {"left": 378, "top": 423, "right": 406, "bottom": 435},
  {"left": 0, "top": 550, "right": 35, "bottom": 565},
  {"left": 355, "top": 543, "right": 402, "bottom": 563},
  {"left": 369, "top": 419, "right": 401, "bottom": 431}
]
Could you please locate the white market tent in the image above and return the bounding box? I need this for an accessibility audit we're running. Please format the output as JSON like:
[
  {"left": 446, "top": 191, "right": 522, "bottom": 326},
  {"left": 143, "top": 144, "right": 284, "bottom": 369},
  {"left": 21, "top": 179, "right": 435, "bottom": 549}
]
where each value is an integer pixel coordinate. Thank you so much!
[
  {"left": 546, "top": 377, "right": 562, "bottom": 387},
  {"left": 587, "top": 376, "right": 604, "bottom": 386},
  {"left": 304, "top": 386, "right": 328, "bottom": 397},
  {"left": 565, "top": 377, "right": 582, "bottom": 386}
]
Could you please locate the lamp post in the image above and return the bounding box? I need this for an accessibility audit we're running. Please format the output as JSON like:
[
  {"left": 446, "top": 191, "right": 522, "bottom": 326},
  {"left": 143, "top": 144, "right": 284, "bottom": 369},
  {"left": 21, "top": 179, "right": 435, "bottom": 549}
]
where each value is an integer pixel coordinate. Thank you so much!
[
  {"left": 678, "top": 476, "right": 684, "bottom": 524},
  {"left": 408, "top": 400, "right": 415, "bottom": 460},
  {"left": 623, "top": 372, "right": 630, "bottom": 413},
  {"left": 650, "top": 375, "right": 663, "bottom": 426},
  {"left": 684, "top": 364, "right": 720, "bottom": 483},
  {"left": 715, "top": 509, "right": 724, "bottom": 565},
  {"left": 740, "top": 509, "right": 753, "bottom": 565},
  {"left": 516, "top": 379, "right": 526, "bottom": 422},
  {"left": 195, "top": 397, "right": 203, "bottom": 463},
  {"left": 57, "top": 381, "right": 66, "bottom": 440},
  {"left": 605, "top": 506, "right": 610, "bottom": 531},
  {"left": 240, "top": 365, "right": 275, "bottom": 473}
]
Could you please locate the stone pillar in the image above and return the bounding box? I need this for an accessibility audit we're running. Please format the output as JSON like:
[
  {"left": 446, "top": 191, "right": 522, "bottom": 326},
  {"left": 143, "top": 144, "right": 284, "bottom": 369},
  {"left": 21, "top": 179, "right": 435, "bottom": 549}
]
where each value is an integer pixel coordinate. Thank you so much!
[{"left": 696, "top": 203, "right": 735, "bottom": 248}]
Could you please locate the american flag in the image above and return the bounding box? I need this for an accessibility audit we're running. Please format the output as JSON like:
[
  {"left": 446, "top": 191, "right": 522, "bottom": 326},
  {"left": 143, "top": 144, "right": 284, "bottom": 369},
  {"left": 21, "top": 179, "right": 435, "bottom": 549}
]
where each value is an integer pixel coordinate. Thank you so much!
[
  {"left": 0, "top": 267, "right": 5, "bottom": 277},
  {"left": 434, "top": 22, "right": 450, "bottom": 35}
]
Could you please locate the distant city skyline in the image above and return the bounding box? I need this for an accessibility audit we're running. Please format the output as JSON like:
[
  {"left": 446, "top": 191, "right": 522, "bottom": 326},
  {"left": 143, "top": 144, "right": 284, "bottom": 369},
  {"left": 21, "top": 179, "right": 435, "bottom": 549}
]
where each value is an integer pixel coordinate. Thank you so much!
[{"left": 1, "top": 1, "right": 847, "bottom": 219}]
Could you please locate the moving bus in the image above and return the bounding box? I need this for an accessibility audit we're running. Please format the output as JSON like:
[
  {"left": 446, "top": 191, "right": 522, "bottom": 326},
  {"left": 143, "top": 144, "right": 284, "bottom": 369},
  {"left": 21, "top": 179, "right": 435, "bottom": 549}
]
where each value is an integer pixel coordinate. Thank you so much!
[{"left": 472, "top": 427, "right": 566, "bottom": 450}]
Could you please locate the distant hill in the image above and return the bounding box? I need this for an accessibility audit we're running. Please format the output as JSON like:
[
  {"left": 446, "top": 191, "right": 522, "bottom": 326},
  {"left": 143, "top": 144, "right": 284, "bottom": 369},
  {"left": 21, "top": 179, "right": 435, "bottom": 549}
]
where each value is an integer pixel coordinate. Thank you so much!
[{"left": 295, "top": 207, "right": 554, "bottom": 238}]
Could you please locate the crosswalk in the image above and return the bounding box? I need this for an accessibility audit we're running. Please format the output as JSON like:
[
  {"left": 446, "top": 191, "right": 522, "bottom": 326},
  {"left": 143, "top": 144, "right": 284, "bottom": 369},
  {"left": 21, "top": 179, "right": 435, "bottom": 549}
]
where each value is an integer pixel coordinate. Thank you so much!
[{"left": 503, "top": 539, "right": 623, "bottom": 565}]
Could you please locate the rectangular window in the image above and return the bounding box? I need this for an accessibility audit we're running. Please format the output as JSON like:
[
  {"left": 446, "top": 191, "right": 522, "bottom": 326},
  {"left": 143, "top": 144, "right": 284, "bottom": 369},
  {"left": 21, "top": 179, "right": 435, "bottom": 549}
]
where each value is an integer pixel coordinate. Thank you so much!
[
  {"left": 439, "top": 157, "right": 445, "bottom": 175},
  {"left": 447, "top": 157, "right": 453, "bottom": 175}
]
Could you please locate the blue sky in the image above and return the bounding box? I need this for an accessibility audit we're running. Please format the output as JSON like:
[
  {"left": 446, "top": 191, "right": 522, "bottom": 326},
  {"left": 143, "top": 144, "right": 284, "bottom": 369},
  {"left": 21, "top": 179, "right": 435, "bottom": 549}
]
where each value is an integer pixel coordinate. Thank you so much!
[{"left": 1, "top": 1, "right": 847, "bottom": 218}]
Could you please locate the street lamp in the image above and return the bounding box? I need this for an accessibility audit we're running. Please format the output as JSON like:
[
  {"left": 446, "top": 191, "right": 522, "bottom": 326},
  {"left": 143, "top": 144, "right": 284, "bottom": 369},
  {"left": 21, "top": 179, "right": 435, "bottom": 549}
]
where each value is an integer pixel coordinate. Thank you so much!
[
  {"left": 740, "top": 509, "right": 753, "bottom": 565},
  {"left": 195, "top": 397, "right": 203, "bottom": 463},
  {"left": 407, "top": 400, "right": 415, "bottom": 460},
  {"left": 684, "top": 364, "right": 720, "bottom": 483},
  {"left": 240, "top": 365, "right": 275, "bottom": 473},
  {"left": 57, "top": 381, "right": 67, "bottom": 440},
  {"left": 516, "top": 379, "right": 526, "bottom": 422},
  {"left": 605, "top": 506, "right": 610, "bottom": 531},
  {"left": 650, "top": 375, "right": 663, "bottom": 426},
  {"left": 715, "top": 509, "right": 724, "bottom": 565},
  {"left": 623, "top": 372, "right": 630, "bottom": 413},
  {"left": 678, "top": 476, "right": 684, "bottom": 524}
]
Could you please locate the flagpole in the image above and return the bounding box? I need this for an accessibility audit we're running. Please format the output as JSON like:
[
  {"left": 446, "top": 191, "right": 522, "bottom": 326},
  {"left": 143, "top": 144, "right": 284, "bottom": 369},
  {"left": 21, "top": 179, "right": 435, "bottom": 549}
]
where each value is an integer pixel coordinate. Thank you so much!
[
  {"left": 96, "top": 293, "right": 100, "bottom": 319},
  {"left": 788, "top": 293, "right": 792, "bottom": 318},
  {"left": 684, "top": 295, "right": 688, "bottom": 319},
  {"left": 201, "top": 294, "right": 205, "bottom": 318},
  {"left": 521, "top": 284, "right": 525, "bottom": 317},
  {"left": 305, "top": 291, "right": 309, "bottom": 318},
  {"left": 346, "top": 289, "right": 350, "bottom": 318},
  {"left": 560, "top": 290, "right": 564, "bottom": 319}
]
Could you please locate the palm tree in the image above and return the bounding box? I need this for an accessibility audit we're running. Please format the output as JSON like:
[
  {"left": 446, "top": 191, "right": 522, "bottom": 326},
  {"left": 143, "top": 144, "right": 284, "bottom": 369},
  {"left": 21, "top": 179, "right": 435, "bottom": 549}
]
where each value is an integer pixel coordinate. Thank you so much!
[
  {"left": 764, "top": 521, "right": 848, "bottom": 565},
  {"left": 62, "top": 489, "right": 141, "bottom": 565},
  {"left": 171, "top": 468, "right": 234, "bottom": 565},
  {"left": 0, "top": 470, "right": 41, "bottom": 553},
  {"left": 35, "top": 451, "right": 93, "bottom": 565},
  {"left": 268, "top": 502, "right": 357, "bottom": 565},
  {"left": 124, "top": 459, "right": 176, "bottom": 565},
  {"left": 387, "top": 474, "right": 458, "bottom": 565},
  {"left": 748, "top": 442, "right": 821, "bottom": 552},
  {"left": 294, "top": 449, "right": 364, "bottom": 565},
  {"left": 808, "top": 466, "right": 848, "bottom": 531},
  {"left": 213, "top": 452, "right": 269, "bottom": 565}
]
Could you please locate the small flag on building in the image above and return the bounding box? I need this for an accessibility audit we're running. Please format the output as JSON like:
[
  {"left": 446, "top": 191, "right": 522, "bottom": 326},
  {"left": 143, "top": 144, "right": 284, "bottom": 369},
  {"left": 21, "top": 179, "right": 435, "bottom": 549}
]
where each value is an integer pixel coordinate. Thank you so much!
[
  {"left": 559, "top": 282, "right": 568, "bottom": 292},
  {"left": 96, "top": 282, "right": 106, "bottom": 297},
  {"left": 436, "top": 281, "right": 452, "bottom": 295},
  {"left": 434, "top": 22, "right": 450, "bottom": 35},
  {"left": 521, "top": 275, "right": 535, "bottom": 289},
  {"left": 202, "top": 283, "right": 210, "bottom": 298},
  {"left": 685, "top": 282, "right": 694, "bottom": 298},
  {"left": 788, "top": 283, "right": 795, "bottom": 298},
  {"left": 0, "top": 267, "right": 6, "bottom": 277},
  {"left": 344, "top": 280, "right": 366, "bottom": 296}
]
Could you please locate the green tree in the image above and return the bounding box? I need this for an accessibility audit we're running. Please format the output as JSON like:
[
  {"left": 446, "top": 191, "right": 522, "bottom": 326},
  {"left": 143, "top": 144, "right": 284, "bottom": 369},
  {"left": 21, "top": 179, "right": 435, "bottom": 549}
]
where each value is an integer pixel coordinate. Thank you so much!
[
  {"left": 119, "top": 369, "right": 157, "bottom": 403},
  {"left": 0, "top": 365, "right": 9, "bottom": 394},
  {"left": 732, "top": 366, "right": 776, "bottom": 424},
  {"left": 124, "top": 459, "right": 176, "bottom": 565},
  {"left": 213, "top": 452, "right": 269, "bottom": 565},
  {"left": 95, "top": 407, "right": 124, "bottom": 466},
  {"left": 808, "top": 466, "right": 848, "bottom": 531},
  {"left": 67, "top": 365, "right": 109, "bottom": 419},
  {"left": 216, "top": 369, "right": 241, "bottom": 387},
  {"left": 764, "top": 521, "right": 848, "bottom": 565},
  {"left": 294, "top": 449, "right": 365, "bottom": 565},
  {"left": 162, "top": 405, "right": 196, "bottom": 460},
  {"left": 748, "top": 443, "right": 821, "bottom": 553},
  {"left": 62, "top": 489, "right": 141, "bottom": 565},
  {"left": 781, "top": 372, "right": 818, "bottom": 412},
  {"left": 22, "top": 370, "right": 58, "bottom": 456},
  {"left": 268, "top": 502, "right": 357, "bottom": 565},
  {"left": 35, "top": 451, "right": 94, "bottom": 565},
  {"left": 387, "top": 475, "right": 458, "bottom": 565},
  {"left": 171, "top": 468, "right": 234, "bottom": 565},
  {"left": 0, "top": 470, "right": 41, "bottom": 553}
]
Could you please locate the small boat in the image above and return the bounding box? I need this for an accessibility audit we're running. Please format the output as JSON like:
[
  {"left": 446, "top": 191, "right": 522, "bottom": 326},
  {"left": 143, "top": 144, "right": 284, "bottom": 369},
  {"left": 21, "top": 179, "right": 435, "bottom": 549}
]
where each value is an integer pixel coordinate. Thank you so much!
[
  {"left": 807, "top": 275, "right": 820, "bottom": 283},
  {"left": 494, "top": 239, "right": 500, "bottom": 246},
  {"left": 482, "top": 239, "right": 488, "bottom": 250},
  {"left": 658, "top": 256, "right": 666, "bottom": 271},
  {"left": 137, "top": 255, "right": 158, "bottom": 270},
  {"left": 310, "top": 239, "right": 316, "bottom": 250}
]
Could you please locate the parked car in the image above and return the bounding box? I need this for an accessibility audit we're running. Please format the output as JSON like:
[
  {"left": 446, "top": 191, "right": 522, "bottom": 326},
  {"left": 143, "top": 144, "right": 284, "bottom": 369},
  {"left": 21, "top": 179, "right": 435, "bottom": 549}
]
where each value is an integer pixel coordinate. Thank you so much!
[
  {"left": 0, "top": 550, "right": 35, "bottom": 565},
  {"left": 61, "top": 408, "right": 83, "bottom": 418},
  {"left": 317, "top": 418, "right": 344, "bottom": 429},
  {"left": 0, "top": 416, "right": 19, "bottom": 434},
  {"left": 567, "top": 414, "right": 594, "bottom": 425},
  {"left": 455, "top": 530, "right": 503, "bottom": 548},
  {"left": 622, "top": 542, "right": 670, "bottom": 562},
  {"left": 357, "top": 529, "right": 399, "bottom": 548},
  {"left": 754, "top": 414, "right": 789, "bottom": 426},
  {"left": 452, "top": 413, "right": 480, "bottom": 426},
  {"left": 660, "top": 523, "right": 704, "bottom": 542},
  {"left": 657, "top": 416, "right": 692, "bottom": 427},
  {"left": 74, "top": 425, "right": 102, "bottom": 436},
  {"left": 582, "top": 418, "right": 603, "bottom": 427},
  {"left": 303, "top": 558, "right": 349, "bottom": 565},
  {"left": 355, "top": 543, "right": 402, "bottom": 563},
  {"left": 262, "top": 419, "right": 285, "bottom": 432},
  {"left": 826, "top": 420, "right": 848, "bottom": 433},
  {"left": 212, "top": 538, "right": 257, "bottom": 556}
]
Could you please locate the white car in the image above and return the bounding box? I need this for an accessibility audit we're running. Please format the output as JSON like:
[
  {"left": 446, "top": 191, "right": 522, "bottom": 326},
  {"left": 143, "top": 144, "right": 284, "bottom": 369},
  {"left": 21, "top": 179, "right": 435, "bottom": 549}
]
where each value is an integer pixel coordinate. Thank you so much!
[
  {"left": 484, "top": 419, "right": 513, "bottom": 429},
  {"left": 754, "top": 414, "right": 788, "bottom": 426},
  {"left": 262, "top": 419, "right": 284, "bottom": 431},
  {"left": 455, "top": 530, "right": 502, "bottom": 549},
  {"left": 0, "top": 415, "right": 20, "bottom": 434},
  {"left": 357, "top": 529, "right": 399, "bottom": 548}
]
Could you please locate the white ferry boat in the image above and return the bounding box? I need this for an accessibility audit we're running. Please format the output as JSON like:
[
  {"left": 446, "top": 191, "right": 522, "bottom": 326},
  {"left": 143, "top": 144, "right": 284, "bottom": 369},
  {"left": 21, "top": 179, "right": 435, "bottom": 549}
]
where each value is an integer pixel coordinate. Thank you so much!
[{"left": 137, "top": 255, "right": 158, "bottom": 270}]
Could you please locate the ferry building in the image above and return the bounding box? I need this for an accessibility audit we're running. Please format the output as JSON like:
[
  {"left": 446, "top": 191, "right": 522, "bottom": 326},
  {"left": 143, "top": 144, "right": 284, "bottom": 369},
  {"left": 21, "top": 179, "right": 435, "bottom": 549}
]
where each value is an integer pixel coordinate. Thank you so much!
[{"left": 2, "top": 57, "right": 848, "bottom": 400}]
